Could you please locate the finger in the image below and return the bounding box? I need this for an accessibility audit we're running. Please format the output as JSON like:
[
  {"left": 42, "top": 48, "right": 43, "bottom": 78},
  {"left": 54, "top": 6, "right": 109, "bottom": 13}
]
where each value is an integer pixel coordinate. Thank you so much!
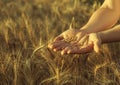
[
  {"left": 78, "top": 34, "right": 89, "bottom": 45},
  {"left": 48, "top": 40, "right": 66, "bottom": 49},
  {"left": 54, "top": 35, "right": 64, "bottom": 42},
  {"left": 89, "top": 33, "right": 101, "bottom": 53},
  {"left": 68, "top": 44, "right": 93, "bottom": 54},
  {"left": 75, "top": 31, "right": 86, "bottom": 42},
  {"left": 61, "top": 46, "right": 72, "bottom": 55},
  {"left": 76, "top": 35, "right": 83, "bottom": 42},
  {"left": 48, "top": 42, "right": 55, "bottom": 49},
  {"left": 67, "top": 46, "right": 81, "bottom": 54},
  {"left": 48, "top": 42, "right": 58, "bottom": 49},
  {"left": 53, "top": 43, "right": 69, "bottom": 51}
]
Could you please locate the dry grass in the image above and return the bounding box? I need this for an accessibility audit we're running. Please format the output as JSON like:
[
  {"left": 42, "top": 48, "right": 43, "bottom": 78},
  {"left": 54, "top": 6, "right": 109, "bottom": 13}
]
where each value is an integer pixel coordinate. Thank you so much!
[{"left": 0, "top": 0, "right": 120, "bottom": 85}]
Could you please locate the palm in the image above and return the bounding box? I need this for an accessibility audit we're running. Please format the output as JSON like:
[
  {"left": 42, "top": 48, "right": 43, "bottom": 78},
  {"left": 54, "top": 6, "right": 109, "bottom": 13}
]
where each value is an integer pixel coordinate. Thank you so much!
[
  {"left": 61, "top": 33, "right": 101, "bottom": 54},
  {"left": 48, "top": 28, "right": 101, "bottom": 54},
  {"left": 61, "top": 41, "right": 93, "bottom": 55},
  {"left": 48, "top": 29, "right": 82, "bottom": 51}
]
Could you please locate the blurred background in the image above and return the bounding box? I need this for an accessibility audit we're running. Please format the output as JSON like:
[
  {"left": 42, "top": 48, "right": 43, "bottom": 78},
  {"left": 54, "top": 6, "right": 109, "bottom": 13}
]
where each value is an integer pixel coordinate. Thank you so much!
[{"left": 0, "top": 0, "right": 120, "bottom": 85}]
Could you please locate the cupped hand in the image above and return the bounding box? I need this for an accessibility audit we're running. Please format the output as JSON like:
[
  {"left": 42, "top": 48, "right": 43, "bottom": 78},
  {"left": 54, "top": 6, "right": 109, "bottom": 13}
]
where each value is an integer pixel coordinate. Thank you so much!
[
  {"left": 60, "top": 33, "right": 102, "bottom": 55},
  {"left": 48, "top": 28, "right": 86, "bottom": 51}
]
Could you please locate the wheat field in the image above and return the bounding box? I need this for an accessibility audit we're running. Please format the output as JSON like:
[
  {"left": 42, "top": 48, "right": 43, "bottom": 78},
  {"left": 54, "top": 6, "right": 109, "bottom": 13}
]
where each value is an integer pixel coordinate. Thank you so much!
[{"left": 0, "top": 0, "right": 120, "bottom": 85}]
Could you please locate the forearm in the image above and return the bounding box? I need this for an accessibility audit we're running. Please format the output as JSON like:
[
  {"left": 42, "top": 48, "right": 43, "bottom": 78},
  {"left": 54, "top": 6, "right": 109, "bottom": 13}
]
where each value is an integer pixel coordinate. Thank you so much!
[
  {"left": 80, "top": 0, "right": 120, "bottom": 33},
  {"left": 98, "top": 25, "right": 120, "bottom": 43},
  {"left": 82, "top": 8, "right": 119, "bottom": 33}
]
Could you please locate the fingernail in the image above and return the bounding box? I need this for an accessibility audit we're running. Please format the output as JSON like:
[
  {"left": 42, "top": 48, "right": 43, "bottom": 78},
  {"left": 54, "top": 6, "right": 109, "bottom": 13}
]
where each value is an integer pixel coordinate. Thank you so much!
[
  {"left": 53, "top": 49, "right": 57, "bottom": 52},
  {"left": 67, "top": 50, "right": 71, "bottom": 54},
  {"left": 48, "top": 44, "right": 51, "bottom": 48},
  {"left": 48, "top": 44, "right": 52, "bottom": 49},
  {"left": 61, "top": 51, "right": 65, "bottom": 55},
  {"left": 95, "top": 50, "right": 99, "bottom": 53}
]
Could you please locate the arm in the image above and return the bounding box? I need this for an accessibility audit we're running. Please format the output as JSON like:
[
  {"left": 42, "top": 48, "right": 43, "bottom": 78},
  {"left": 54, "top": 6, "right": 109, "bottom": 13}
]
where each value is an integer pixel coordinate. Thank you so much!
[
  {"left": 87, "top": 25, "right": 120, "bottom": 53},
  {"left": 98, "top": 25, "right": 120, "bottom": 43},
  {"left": 81, "top": 0, "right": 120, "bottom": 33},
  {"left": 48, "top": 0, "right": 120, "bottom": 54},
  {"left": 71, "top": 25, "right": 120, "bottom": 54}
]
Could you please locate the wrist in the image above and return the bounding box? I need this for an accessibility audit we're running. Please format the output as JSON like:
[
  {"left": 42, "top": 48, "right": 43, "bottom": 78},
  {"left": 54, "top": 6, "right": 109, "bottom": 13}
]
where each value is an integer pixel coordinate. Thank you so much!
[
  {"left": 80, "top": 25, "right": 93, "bottom": 34},
  {"left": 97, "top": 32, "right": 103, "bottom": 44}
]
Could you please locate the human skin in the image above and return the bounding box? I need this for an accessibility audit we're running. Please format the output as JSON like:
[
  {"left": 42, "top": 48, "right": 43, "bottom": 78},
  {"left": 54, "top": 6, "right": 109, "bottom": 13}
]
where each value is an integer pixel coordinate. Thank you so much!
[
  {"left": 98, "top": 25, "right": 120, "bottom": 43},
  {"left": 48, "top": 0, "right": 120, "bottom": 54},
  {"left": 65, "top": 25, "right": 120, "bottom": 54}
]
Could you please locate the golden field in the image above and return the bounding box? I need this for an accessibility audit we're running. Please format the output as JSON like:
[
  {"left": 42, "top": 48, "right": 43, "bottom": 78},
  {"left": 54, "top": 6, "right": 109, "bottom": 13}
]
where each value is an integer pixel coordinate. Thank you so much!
[{"left": 0, "top": 0, "right": 120, "bottom": 85}]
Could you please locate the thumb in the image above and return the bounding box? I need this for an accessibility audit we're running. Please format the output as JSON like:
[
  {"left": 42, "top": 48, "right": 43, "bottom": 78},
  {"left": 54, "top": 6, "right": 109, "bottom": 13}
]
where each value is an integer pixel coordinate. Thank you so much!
[
  {"left": 54, "top": 35, "right": 64, "bottom": 42},
  {"left": 93, "top": 41, "right": 101, "bottom": 53},
  {"left": 89, "top": 33, "right": 101, "bottom": 53},
  {"left": 76, "top": 31, "right": 86, "bottom": 42}
]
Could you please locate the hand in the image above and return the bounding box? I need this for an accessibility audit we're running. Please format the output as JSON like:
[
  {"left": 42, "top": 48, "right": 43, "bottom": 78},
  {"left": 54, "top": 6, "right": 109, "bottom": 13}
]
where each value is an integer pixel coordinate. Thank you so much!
[
  {"left": 48, "top": 28, "right": 86, "bottom": 51},
  {"left": 61, "top": 33, "right": 102, "bottom": 55}
]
